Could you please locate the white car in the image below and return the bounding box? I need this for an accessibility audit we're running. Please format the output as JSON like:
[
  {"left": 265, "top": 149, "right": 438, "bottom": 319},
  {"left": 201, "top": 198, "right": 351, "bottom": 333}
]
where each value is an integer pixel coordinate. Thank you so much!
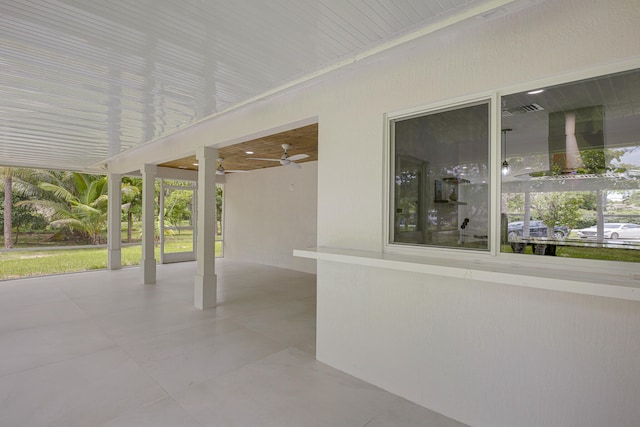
[{"left": 576, "top": 223, "right": 640, "bottom": 240}]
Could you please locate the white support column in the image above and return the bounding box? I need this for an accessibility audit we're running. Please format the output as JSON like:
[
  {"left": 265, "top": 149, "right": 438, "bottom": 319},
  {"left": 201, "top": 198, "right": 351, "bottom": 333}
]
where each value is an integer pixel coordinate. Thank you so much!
[
  {"left": 194, "top": 146, "right": 218, "bottom": 309},
  {"left": 141, "top": 164, "right": 157, "bottom": 284},
  {"left": 107, "top": 173, "right": 122, "bottom": 270}
]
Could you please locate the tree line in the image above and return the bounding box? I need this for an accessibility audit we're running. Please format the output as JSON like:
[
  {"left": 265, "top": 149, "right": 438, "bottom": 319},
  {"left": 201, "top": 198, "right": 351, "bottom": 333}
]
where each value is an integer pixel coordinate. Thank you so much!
[
  {"left": 1, "top": 169, "right": 140, "bottom": 248},
  {"left": 1, "top": 168, "right": 224, "bottom": 250}
]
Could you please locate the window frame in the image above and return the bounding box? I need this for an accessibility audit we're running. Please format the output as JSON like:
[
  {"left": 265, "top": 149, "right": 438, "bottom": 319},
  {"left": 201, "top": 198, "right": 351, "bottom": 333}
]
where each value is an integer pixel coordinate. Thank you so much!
[{"left": 384, "top": 94, "right": 499, "bottom": 259}]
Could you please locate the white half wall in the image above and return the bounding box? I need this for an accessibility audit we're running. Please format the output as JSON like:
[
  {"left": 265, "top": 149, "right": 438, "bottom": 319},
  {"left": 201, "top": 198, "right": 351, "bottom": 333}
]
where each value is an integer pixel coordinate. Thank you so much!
[
  {"left": 223, "top": 161, "right": 318, "bottom": 274},
  {"left": 317, "top": 260, "right": 640, "bottom": 427}
]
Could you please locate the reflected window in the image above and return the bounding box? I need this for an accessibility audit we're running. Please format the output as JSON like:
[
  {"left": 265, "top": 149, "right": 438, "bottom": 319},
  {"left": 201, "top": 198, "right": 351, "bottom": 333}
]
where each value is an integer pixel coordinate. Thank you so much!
[
  {"left": 501, "top": 68, "right": 640, "bottom": 262},
  {"left": 390, "top": 101, "right": 490, "bottom": 250}
]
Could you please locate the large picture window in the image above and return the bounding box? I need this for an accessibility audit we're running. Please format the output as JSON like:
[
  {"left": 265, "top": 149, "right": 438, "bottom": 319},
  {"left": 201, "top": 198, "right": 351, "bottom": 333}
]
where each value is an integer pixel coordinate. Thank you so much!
[
  {"left": 501, "top": 68, "right": 640, "bottom": 262},
  {"left": 390, "top": 101, "right": 490, "bottom": 250}
]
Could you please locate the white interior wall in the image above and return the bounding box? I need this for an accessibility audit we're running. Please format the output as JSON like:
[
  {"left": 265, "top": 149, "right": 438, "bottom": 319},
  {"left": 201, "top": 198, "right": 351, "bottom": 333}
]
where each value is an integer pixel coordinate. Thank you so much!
[
  {"left": 109, "top": 1, "right": 640, "bottom": 425},
  {"left": 223, "top": 161, "right": 318, "bottom": 274}
]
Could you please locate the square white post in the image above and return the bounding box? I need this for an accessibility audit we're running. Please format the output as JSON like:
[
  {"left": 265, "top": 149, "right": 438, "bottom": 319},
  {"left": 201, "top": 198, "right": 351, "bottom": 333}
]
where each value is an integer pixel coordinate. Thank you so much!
[
  {"left": 194, "top": 146, "right": 218, "bottom": 309},
  {"left": 107, "top": 173, "right": 122, "bottom": 270},
  {"left": 141, "top": 164, "right": 157, "bottom": 284}
]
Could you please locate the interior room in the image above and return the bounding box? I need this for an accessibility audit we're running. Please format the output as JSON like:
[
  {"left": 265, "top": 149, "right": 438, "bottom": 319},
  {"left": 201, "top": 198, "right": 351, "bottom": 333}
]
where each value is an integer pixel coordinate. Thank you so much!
[{"left": 1, "top": 1, "right": 639, "bottom": 426}]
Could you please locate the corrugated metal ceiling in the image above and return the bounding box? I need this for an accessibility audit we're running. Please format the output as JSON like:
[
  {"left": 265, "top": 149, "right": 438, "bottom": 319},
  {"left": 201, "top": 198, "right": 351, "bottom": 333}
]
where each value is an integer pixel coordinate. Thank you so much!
[{"left": 0, "top": 0, "right": 513, "bottom": 170}]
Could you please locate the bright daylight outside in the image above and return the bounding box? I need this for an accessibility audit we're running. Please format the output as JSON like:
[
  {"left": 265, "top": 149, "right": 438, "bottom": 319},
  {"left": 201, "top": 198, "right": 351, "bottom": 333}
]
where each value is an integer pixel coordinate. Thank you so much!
[
  {"left": 0, "top": 172, "right": 223, "bottom": 279},
  {"left": 501, "top": 68, "right": 640, "bottom": 262}
]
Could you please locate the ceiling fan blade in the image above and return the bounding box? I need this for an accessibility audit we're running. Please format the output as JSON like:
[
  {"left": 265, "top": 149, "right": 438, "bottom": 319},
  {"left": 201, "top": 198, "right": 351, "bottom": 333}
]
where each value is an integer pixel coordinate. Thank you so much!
[
  {"left": 288, "top": 161, "right": 302, "bottom": 169},
  {"left": 248, "top": 157, "right": 280, "bottom": 162},
  {"left": 288, "top": 154, "right": 309, "bottom": 161},
  {"left": 226, "top": 170, "right": 249, "bottom": 173}
]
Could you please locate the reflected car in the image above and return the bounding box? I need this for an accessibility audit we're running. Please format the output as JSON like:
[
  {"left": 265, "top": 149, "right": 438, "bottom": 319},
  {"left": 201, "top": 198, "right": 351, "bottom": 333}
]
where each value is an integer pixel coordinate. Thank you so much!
[
  {"left": 507, "top": 220, "right": 568, "bottom": 240},
  {"left": 576, "top": 223, "right": 640, "bottom": 240}
]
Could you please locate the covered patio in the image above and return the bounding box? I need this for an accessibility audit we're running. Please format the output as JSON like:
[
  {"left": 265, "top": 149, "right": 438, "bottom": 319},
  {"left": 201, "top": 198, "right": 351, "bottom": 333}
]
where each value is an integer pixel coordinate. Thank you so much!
[
  {"left": 2, "top": 1, "right": 640, "bottom": 426},
  {"left": 0, "top": 260, "right": 463, "bottom": 426}
]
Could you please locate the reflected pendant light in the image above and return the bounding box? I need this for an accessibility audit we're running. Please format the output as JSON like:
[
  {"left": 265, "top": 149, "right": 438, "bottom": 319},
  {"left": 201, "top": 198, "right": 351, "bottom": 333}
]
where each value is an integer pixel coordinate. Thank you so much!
[{"left": 502, "top": 128, "right": 512, "bottom": 176}]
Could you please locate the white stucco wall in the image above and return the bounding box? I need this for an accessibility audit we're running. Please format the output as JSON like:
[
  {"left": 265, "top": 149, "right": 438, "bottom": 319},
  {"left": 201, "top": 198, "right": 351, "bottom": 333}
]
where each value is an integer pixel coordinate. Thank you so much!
[
  {"left": 223, "top": 161, "right": 318, "bottom": 274},
  {"left": 110, "top": 1, "right": 640, "bottom": 425},
  {"left": 316, "top": 260, "right": 640, "bottom": 427}
]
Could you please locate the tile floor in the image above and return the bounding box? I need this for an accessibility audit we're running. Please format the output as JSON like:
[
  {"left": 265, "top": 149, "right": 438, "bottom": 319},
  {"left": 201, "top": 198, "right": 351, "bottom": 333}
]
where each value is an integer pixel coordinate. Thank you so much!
[{"left": 0, "top": 260, "right": 466, "bottom": 427}]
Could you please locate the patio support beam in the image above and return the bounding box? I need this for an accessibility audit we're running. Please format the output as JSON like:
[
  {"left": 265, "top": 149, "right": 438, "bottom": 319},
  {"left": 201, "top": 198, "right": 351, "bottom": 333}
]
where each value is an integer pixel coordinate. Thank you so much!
[
  {"left": 141, "top": 164, "right": 157, "bottom": 284},
  {"left": 194, "top": 146, "right": 218, "bottom": 309},
  {"left": 107, "top": 173, "right": 122, "bottom": 270}
]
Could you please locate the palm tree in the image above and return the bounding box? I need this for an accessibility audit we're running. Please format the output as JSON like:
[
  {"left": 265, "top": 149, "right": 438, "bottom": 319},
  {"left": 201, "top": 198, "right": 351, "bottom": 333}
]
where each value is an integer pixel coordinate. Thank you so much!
[
  {"left": 18, "top": 172, "right": 109, "bottom": 245},
  {"left": 1, "top": 169, "right": 13, "bottom": 248},
  {"left": 121, "top": 177, "right": 142, "bottom": 243},
  {"left": 1, "top": 167, "right": 33, "bottom": 249}
]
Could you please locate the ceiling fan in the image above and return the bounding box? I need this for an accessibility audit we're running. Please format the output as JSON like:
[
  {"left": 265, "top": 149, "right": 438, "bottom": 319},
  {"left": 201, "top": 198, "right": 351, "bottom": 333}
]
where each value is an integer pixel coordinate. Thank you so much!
[
  {"left": 216, "top": 157, "right": 248, "bottom": 175},
  {"left": 249, "top": 144, "right": 309, "bottom": 169}
]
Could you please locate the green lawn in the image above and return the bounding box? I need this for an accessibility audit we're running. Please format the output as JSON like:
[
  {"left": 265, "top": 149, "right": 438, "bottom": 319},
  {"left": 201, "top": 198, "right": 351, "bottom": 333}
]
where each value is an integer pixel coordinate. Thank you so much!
[
  {"left": 0, "top": 240, "right": 223, "bottom": 281},
  {"left": 500, "top": 243, "right": 640, "bottom": 262}
]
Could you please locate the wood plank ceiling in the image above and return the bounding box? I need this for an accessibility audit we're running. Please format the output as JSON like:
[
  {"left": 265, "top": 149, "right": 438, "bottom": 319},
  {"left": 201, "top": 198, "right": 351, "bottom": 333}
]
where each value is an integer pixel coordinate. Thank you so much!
[
  {"left": 159, "top": 124, "right": 318, "bottom": 172},
  {"left": 0, "top": 0, "right": 516, "bottom": 171}
]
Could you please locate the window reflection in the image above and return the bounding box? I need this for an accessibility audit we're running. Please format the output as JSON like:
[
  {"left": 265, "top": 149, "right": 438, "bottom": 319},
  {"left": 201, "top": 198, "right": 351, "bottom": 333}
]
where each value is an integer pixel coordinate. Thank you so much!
[
  {"left": 392, "top": 101, "right": 490, "bottom": 250},
  {"left": 501, "top": 68, "right": 640, "bottom": 262}
]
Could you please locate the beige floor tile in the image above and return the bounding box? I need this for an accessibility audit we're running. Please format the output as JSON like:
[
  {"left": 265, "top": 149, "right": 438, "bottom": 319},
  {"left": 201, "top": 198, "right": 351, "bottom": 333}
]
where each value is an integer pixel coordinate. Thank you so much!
[
  {"left": 0, "top": 348, "right": 167, "bottom": 427},
  {"left": 103, "top": 397, "right": 203, "bottom": 427},
  {"left": 175, "top": 348, "right": 397, "bottom": 427},
  {"left": 0, "top": 300, "right": 88, "bottom": 334},
  {"left": 0, "top": 319, "right": 116, "bottom": 376},
  {"left": 122, "top": 321, "right": 286, "bottom": 395}
]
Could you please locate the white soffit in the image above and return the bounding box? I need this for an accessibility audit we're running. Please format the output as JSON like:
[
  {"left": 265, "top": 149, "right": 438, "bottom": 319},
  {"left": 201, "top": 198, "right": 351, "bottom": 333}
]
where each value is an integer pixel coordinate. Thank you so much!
[{"left": 0, "top": 0, "right": 521, "bottom": 171}]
